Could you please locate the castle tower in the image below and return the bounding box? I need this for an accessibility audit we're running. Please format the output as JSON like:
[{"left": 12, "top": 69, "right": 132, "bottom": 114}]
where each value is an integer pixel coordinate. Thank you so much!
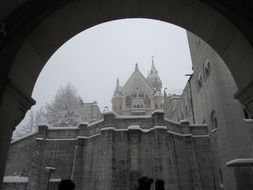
[
  {"left": 111, "top": 78, "right": 123, "bottom": 113},
  {"left": 147, "top": 57, "right": 162, "bottom": 92},
  {"left": 152, "top": 92, "right": 164, "bottom": 110}
]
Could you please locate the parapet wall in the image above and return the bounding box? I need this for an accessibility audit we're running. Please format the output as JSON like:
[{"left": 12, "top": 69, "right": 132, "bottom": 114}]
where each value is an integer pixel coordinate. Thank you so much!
[
  {"left": 5, "top": 111, "right": 212, "bottom": 190},
  {"left": 36, "top": 111, "right": 209, "bottom": 140}
]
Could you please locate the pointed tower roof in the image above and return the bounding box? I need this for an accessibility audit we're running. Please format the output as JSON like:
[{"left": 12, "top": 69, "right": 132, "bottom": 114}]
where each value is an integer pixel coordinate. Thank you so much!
[
  {"left": 147, "top": 57, "right": 162, "bottom": 92},
  {"left": 113, "top": 78, "right": 122, "bottom": 96},
  {"left": 151, "top": 56, "right": 157, "bottom": 74}
]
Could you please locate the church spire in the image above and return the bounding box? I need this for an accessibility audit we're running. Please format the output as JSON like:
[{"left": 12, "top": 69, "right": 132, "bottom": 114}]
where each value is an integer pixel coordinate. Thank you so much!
[
  {"left": 150, "top": 56, "right": 157, "bottom": 74},
  {"left": 113, "top": 78, "right": 121, "bottom": 96},
  {"left": 147, "top": 57, "right": 162, "bottom": 92}
]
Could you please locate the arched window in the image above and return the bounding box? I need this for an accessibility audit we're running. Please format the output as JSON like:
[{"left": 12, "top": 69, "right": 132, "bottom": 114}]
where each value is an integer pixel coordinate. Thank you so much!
[
  {"left": 185, "top": 105, "right": 188, "bottom": 115},
  {"left": 219, "top": 168, "right": 224, "bottom": 188},
  {"left": 211, "top": 111, "right": 218, "bottom": 129},
  {"left": 196, "top": 72, "right": 203, "bottom": 90},
  {"left": 196, "top": 37, "right": 201, "bottom": 48},
  {"left": 204, "top": 59, "right": 211, "bottom": 80},
  {"left": 243, "top": 108, "right": 253, "bottom": 119}
]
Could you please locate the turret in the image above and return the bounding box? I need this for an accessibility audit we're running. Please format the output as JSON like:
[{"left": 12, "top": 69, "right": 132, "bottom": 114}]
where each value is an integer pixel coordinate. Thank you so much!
[
  {"left": 152, "top": 91, "right": 164, "bottom": 110},
  {"left": 111, "top": 78, "right": 123, "bottom": 113},
  {"left": 147, "top": 57, "right": 162, "bottom": 92}
]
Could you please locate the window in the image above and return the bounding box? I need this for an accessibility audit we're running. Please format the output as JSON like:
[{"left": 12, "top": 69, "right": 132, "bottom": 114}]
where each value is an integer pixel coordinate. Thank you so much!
[
  {"left": 219, "top": 168, "right": 224, "bottom": 188},
  {"left": 132, "top": 93, "right": 137, "bottom": 98},
  {"left": 243, "top": 108, "right": 253, "bottom": 119},
  {"left": 204, "top": 59, "right": 211, "bottom": 79},
  {"left": 196, "top": 72, "right": 203, "bottom": 90},
  {"left": 196, "top": 37, "right": 201, "bottom": 48},
  {"left": 211, "top": 111, "right": 218, "bottom": 129}
]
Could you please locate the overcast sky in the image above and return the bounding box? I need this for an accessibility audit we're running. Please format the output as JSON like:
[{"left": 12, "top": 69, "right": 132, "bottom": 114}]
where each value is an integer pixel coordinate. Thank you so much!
[{"left": 31, "top": 18, "right": 192, "bottom": 113}]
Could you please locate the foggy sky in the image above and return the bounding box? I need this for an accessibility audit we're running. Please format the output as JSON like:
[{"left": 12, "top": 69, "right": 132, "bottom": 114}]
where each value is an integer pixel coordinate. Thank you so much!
[{"left": 32, "top": 18, "right": 193, "bottom": 112}]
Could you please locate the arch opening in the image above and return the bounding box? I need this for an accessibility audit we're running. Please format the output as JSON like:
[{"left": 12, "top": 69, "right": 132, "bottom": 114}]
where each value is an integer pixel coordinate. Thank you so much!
[{"left": 1, "top": 1, "right": 253, "bottom": 189}]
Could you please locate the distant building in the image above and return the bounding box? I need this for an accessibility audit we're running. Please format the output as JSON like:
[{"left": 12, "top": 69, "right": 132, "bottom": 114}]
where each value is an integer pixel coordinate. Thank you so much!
[{"left": 111, "top": 62, "right": 163, "bottom": 115}]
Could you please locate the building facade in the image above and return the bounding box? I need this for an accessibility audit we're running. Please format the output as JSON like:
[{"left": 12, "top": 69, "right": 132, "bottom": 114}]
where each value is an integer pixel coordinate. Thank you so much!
[
  {"left": 164, "top": 32, "right": 253, "bottom": 190},
  {"left": 111, "top": 63, "right": 163, "bottom": 116}
]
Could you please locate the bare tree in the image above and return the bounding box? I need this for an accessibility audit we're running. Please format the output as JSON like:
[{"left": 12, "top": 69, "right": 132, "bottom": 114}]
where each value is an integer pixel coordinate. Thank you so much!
[{"left": 44, "top": 84, "right": 85, "bottom": 127}]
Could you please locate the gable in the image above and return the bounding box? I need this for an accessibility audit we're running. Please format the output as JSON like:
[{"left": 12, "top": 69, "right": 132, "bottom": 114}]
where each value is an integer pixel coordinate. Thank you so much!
[{"left": 121, "top": 69, "right": 154, "bottom": 96}]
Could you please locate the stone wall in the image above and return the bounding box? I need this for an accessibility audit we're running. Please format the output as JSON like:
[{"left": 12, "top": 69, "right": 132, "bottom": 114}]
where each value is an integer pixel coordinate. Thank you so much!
[
  {"left": 164, "top": 32, "right": 253, "bottom": 190},
  {"left": 4, "top": 111, "right": 212, "bottom": 190},
  {"left": 1, "top": 183, "right": 27, "bottom": 190}
]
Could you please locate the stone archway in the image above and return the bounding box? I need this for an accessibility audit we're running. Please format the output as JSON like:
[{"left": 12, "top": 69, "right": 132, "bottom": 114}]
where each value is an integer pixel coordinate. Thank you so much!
[{"left": 1, "top": 0, "right": 253, "bottom": 185}]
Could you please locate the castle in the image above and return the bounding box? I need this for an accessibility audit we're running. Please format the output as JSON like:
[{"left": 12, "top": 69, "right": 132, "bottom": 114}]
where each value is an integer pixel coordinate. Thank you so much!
[
  {"left": 2, "top": 32, "right": 253, "bottom": 190},
  {"left": 111, "top": 61, "right": 163, "bottom": 116}
]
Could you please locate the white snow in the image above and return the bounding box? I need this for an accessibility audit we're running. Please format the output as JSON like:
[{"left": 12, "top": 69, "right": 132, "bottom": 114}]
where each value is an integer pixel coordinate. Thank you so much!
[
  {"left": 164, "top": 118, "right": 181, "bottom": 125},
  {"left": 45, "top": 138, "right": 76, "bottom": 141},
  {"left": 88, "top": 119, "right": 104, "bottom": 127},
  {"left": 166, "top": 129, "right": 209, "bottom": 138},
  {"left": 192, "top": 134, "right": 209, "bottom": 138},
  {"left": 128, "top": 125, "right": 141, "bottom": 130},
  {"left": 226, "top": 158, "right": 253, "bottom": 167},
  {"left": 78, "top": 122, "right": 89, "bottom": 126},
  {"left": 116, "top": 115, "right": 152, "bottom": 119},
  {"left": 3, "top": 176, "right": 29, "bottom": 183},
  {"left": 244, "top": 118, "right": 253, "bottom": 123},
  {"left": 48, "top": 126, "right": 79, "bottom": 130},
  {"left": 36, "top": 137, "right": 44, "bottom": 141},
  {"left": 77, "top": 133, "right": 101, "bottom": 139},
  {"left": 101, "top": 125, "right": 167, "bottom": 133},
  {"left": 50, "top": 178, "right": 61, "bottom": 182},
  {"left": 101, "top": 127, "right": 128, "bottom": 132},
  {"left": 151, "top": 109, "right": 164, "bottom": 114},
  {"left": 190, "top": 124, "right": 208, "bottom": 127}
]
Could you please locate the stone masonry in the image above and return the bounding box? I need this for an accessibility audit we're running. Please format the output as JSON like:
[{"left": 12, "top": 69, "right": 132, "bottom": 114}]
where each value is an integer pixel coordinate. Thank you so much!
[{"left": 3, "top": 111, "right": 213, "bottom": 190}]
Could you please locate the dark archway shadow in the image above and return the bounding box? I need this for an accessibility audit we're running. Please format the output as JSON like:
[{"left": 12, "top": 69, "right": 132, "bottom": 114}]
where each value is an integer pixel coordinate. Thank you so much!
[{"left": 1, "top": 0, "right": 253, "bottom": 185}]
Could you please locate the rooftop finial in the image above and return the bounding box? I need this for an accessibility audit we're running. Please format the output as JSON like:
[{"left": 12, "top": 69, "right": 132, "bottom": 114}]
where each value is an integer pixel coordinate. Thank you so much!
[
  {"left": 113, "top": 78, "right": 121, "bottom": 96},
  {"left": 135, "top": 63, "right": 138, "bottom": 70},
  {"left": 116, "top": 77, "right": 119, "bottom": 88},
  {"left": 152, "top": 56, "right": 154, "bottom": 64}
]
